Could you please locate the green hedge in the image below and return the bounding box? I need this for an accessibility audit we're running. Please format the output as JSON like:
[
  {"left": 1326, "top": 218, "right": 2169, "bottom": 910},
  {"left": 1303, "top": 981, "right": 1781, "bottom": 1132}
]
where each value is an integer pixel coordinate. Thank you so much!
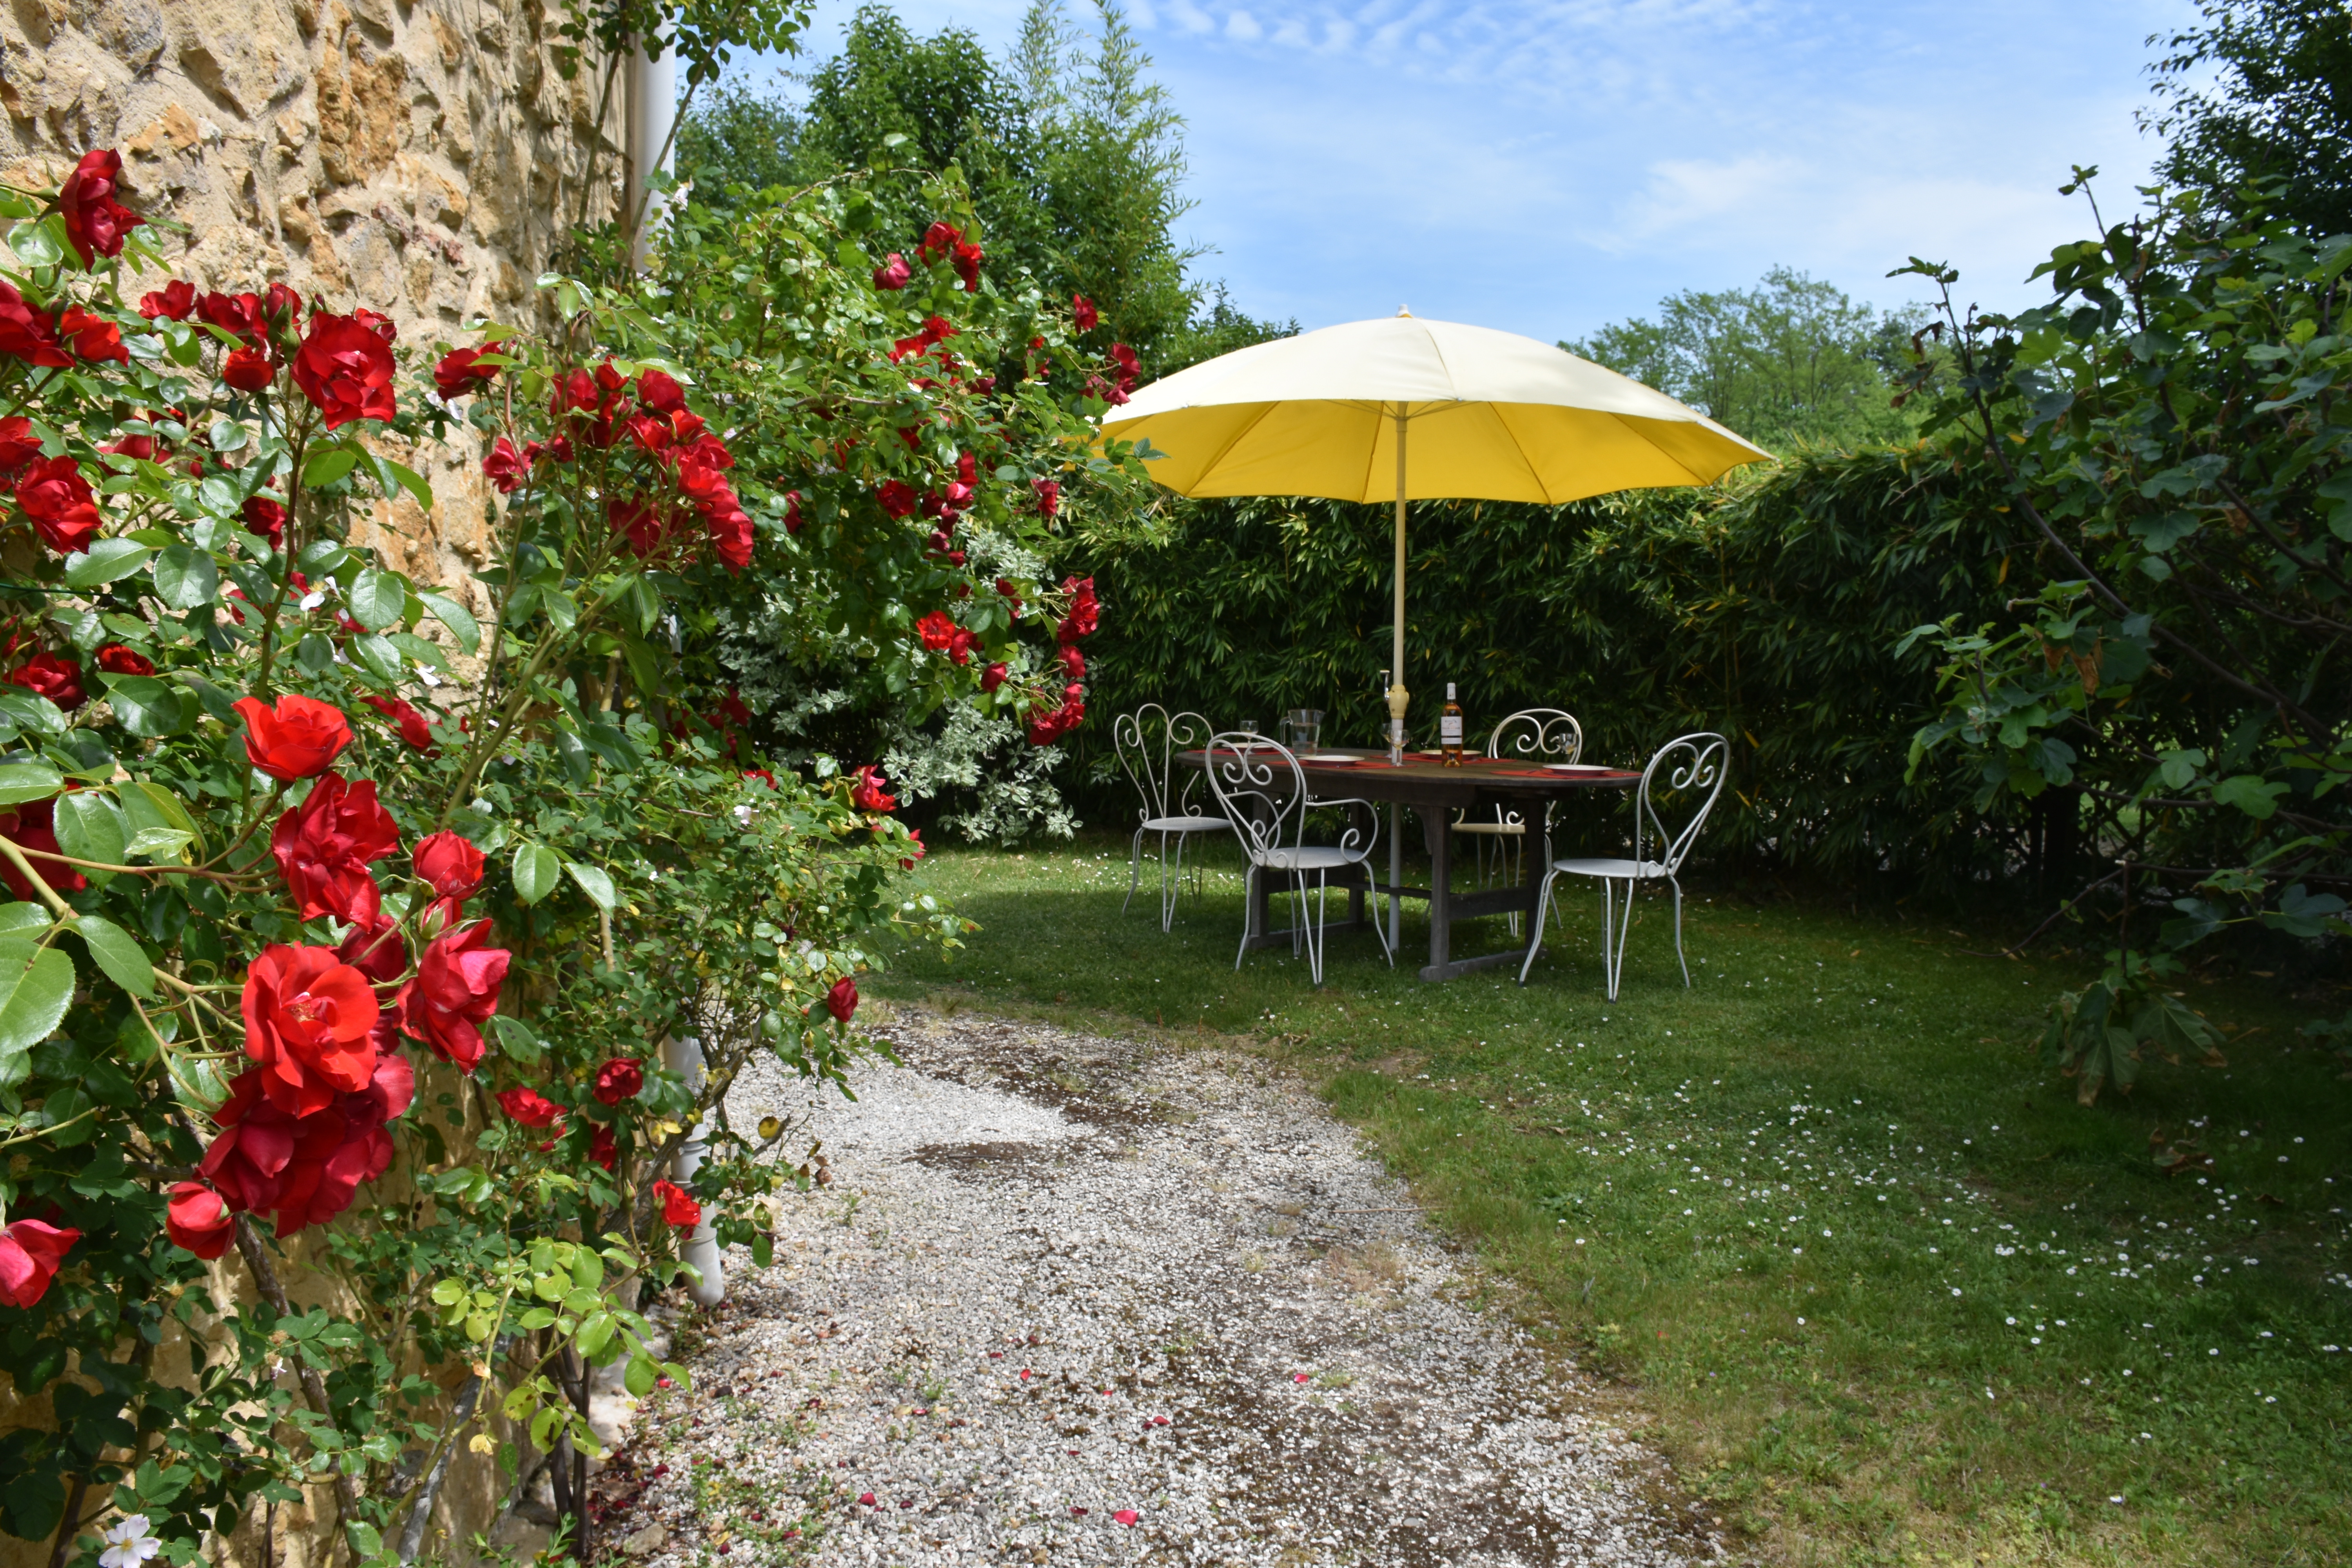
[{"left": 1070, "top": 445, "right": 2051, "bottom": 898}]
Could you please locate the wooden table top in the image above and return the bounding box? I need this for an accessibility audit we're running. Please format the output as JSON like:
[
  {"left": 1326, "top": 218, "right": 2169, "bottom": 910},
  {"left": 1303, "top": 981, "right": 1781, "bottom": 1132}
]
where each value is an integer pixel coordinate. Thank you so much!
[{"left": 1178, "top": 746, "right": 1640, "bottom": 802}]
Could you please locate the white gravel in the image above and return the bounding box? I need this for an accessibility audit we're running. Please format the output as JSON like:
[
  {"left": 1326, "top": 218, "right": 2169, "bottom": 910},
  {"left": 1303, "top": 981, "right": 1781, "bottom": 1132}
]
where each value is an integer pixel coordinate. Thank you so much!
[{"left": 619, "top": 1004, "right": 1729, "bottom": 1567}]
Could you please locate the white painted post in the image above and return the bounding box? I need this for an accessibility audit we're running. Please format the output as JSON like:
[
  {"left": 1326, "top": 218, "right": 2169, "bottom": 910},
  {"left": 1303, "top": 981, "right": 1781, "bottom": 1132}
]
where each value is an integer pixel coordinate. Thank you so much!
[
  {"left": 663, "top": 1034, "right": 725, "bottom": 1306},
  {"left": 627, "top": 38, "right": 677, "bottom": 269}
]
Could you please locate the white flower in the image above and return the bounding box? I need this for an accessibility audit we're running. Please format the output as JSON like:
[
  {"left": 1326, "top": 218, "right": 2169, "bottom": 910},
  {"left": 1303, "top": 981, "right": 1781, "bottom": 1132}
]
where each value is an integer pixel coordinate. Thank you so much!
[{"left": 100, "top": 1516, "right": 161, "bottom": 1568}]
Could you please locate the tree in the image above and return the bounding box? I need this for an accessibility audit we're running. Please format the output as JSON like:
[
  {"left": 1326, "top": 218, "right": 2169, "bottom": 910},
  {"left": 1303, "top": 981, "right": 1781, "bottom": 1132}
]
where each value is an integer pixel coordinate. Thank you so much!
[
  {"left": 2144, "top": 0, "right": 2352, "bottom": 238},
  {"left": 1566, "top": 268, "right": 1922, "bottom": 454},
  {"left": 674, "top": 76, "right": 803, "bottom": 200}
]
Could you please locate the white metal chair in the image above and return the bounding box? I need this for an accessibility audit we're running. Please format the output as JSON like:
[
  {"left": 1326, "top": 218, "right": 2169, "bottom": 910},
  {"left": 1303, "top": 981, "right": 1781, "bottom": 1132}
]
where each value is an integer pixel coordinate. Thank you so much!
[
  {"left": 1202, "top": 732, "right": 1393, "bottom": 985},
  {"left": 1116, "top": 705, "right": 1230, "bottom": 931},
  {"left": 1517, "top": 732, "right": 1728, "bottom": 999},
  {"left": 1451, "top": 709, "right": 1583, "bottom": 934}
]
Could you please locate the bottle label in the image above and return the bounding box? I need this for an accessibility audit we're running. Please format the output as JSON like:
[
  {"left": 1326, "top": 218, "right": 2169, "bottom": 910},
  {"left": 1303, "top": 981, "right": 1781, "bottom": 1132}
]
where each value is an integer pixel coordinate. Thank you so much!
[{"left": 1441, "top": 715, "right": 1463, "bottom": 746}]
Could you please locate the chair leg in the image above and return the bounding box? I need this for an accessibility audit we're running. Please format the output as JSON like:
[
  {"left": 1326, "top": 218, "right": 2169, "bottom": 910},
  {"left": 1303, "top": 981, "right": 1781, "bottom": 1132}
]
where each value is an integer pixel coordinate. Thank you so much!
[
  {"left": 1604, "top": 877, "right": 1635, "bottom": 1002},
  {"left": 1672, "top": 875, "right": 1690, "bottom": 987},
  {"left": 1160, "top": 831, "right": 1183, "bottom": 933},
  {"left": 1233, "top": 864, "right": 1254, "bottom": 972},
  {"left": 1307, "top": 873, "right": 1327, "bottom": 985},
  {"left": 1517, "top": 868, "right": 1560, "bottom": 985},
  {"left": 1124, "top": 826, "right": 1146, "bottom": 914}
]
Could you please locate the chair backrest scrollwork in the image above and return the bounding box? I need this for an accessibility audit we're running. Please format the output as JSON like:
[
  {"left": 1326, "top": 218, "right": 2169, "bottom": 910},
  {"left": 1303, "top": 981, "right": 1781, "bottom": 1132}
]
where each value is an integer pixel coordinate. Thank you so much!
[
  {"left": 1633, "top": 731, "right": 1730, "bottom": 876},
  {"left": 1487, "top": 708, "right": 1583, "bottom": 764},
  {"left": 1115, "top": 704, "right": 1214, "bottom": 825}
]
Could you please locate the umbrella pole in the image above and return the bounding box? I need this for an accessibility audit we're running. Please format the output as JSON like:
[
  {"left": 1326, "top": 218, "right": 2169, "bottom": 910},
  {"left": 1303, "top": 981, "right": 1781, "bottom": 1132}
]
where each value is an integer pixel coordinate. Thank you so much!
[{"left": 1387, "top": 406, "right": 1409, "bottom": 765}]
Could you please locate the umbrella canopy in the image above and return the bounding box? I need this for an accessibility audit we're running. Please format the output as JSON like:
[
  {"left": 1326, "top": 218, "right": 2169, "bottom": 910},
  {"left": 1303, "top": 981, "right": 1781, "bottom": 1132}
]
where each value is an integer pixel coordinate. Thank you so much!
[{"left": 1099, "top": 311, "right": 1770, "bottom": 750}]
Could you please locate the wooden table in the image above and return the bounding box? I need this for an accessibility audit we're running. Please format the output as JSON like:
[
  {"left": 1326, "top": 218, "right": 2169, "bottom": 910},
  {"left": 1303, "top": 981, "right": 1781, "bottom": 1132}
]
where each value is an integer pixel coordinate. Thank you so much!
[{"left": 1179, "top": 748, "right": 1641, "bottom": 982}]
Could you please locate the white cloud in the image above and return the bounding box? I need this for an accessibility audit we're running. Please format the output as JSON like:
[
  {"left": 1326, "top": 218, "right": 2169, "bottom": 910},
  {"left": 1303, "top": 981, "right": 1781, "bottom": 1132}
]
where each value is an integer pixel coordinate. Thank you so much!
[
  {"left": 1168, "top": 1, "right": 1217, "bottom": 33},
  {"left": 1227, "top": 9, "right": 1262, "bottom": 40}
]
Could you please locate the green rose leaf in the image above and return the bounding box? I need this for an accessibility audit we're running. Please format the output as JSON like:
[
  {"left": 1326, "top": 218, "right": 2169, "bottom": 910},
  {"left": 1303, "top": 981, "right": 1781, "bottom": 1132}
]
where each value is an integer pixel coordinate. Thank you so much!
[
  {"left": 512, "top": 843, "right": 560, "bottom": 904},
  {"left": 64, "top": 540, "right": 157, "bottom": 588},
  {"left": 562, "top": 860, "right": 617, "bottom": 910},
  {"left": 0, "top": 936, "right": 76, "bottom": 1060},
  {"left": 303, "top": 445, "right": 361, "bottom": 488},
  {"left": 152, "top": 544, "right": 220, "bottom": 610},
  {"left": 347, "top": 566, "right": 407, "bottom": 632},
  {"left": 53, "top": 791, "right": 127, "bottom": 867},
  {"left": 103, "top": 675, "right": 192, "bottom": 739},
  {"left": 0, "top": 760, "right": 64, "bottom": 805},
  {"left": 74, "top": 914, "right": 155, "bottom": 997},
  {"left": 416, "top": 590, "right": 481, "bottom": 654}
]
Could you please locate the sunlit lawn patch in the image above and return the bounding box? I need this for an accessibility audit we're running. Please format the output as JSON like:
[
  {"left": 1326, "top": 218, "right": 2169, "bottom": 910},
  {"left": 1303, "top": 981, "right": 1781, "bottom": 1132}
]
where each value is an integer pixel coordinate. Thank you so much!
[{"left": 876, "top": 837, "right": 2352, "bottom": 1566}]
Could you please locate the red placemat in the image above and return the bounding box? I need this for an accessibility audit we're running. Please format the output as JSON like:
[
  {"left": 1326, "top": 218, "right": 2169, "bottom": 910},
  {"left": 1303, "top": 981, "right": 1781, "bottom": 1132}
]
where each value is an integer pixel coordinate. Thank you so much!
[{"left": 1491, "top": 766, "right": 1639, "bottom": 779}]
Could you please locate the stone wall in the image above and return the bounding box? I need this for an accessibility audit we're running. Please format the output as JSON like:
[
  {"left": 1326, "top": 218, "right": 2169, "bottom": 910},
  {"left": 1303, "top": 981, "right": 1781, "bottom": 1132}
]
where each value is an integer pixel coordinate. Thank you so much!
[
  {"left": 0, "top": 4, "right": 632, "bottom": 1562},
  {"left": 1, "top": 0, "right": 632, "bottom": 595}
]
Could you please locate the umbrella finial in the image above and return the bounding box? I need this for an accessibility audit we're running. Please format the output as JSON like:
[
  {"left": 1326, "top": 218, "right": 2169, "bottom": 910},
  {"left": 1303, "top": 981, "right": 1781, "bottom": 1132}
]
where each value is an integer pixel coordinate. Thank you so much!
[{"left": 1397, "top": 304, "right": 1412, "bottom": 317}]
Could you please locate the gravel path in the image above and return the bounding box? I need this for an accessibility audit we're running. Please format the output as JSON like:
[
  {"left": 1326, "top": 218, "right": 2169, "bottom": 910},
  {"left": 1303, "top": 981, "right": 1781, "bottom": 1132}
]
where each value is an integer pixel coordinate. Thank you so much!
[{"left": 617, "top": 1004, "right": 1728, "bottom": 1567}]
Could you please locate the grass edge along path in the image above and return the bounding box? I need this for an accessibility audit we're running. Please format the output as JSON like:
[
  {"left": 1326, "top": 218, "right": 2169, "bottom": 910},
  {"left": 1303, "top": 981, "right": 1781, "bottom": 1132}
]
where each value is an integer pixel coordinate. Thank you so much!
[{"left": 866, "top": 840, "right": 2351, "bottom": 1568}]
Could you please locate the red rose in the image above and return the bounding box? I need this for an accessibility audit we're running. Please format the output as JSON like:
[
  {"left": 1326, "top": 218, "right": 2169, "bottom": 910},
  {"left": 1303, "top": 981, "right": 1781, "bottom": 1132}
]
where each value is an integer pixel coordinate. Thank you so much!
[
  {"left": 849, "top": 765, "right": 895, "bottom": 814},
  {"left": 58, "top": 149, "right": 143, "bottom": 266},
  {"left": 0, "top": 801, "right": 86, "bottom": 900},
  {"left": 165, "top": 1181, "right": 234, "bottom": 1260},
  {"left": 953, "top": 239, "right": 984, "bottom": 291},
  {"left": 916, "top": 611, "right": 959, "bottom": 652},
  {"left": 873, "top": 253, "right": 911, "bottom": 290},
  {"left": 900, "top": 827, "right": 925, "bottom": 871},
  {"left": 980, "top": 662, "right": 1007, "bottom": 693},
  {"left": 636, "top": 368, "right": 686, "bottom": 412},
  {"left": 497, "top": 1086, "right": 564, "bottom": 1128},
  {"left": 1059, "top": 644, "right": 1085, "bottom": 679},
  {"left": 8, "top": 652, "right": 85, "bottom": 711},
  {"left": 1073, "top": 294, "right": 1099, "bottom": 332},
  {"left": 138, "top": 280, "right": 196, "bottom": 321},
  {"left": 261, "top": 285, "right": 304, "bottom": 340},
  {"left": 335, "top": 909, "right": 407, "bottom": 984},
  {"left": 234, "top": 693, "right": 352, "bottom": 780},
  {"left": 592, "top": 1057, "right": 644, "bottom": 1106},
  {"left": 434, "top": 344, "right": 500, "bottom": 399},
  {"left": 95, "top": 644, "right": 154, "bottom": 676},
  {"left": 362, "top": 693, "right": 436, "bottom": 751},
  {"left": 918, "top": 222, "right": 962, "bottom": 264},
  {"left": 1031, "top": 478, "right": 1060, "bottom": 518},
  {"left": 482, "top": 436, "right": 533, "bottom": 494},
  {"left": 1108, "top": 341, "right": 1141, "bottom": 392},
  {"left": 877, "top": 480, "right": 917, "bottom": 519},
  {"left": 200, "top": 1056, "right": 411, "bottom": 1237},
  {"left": 826, "top": 975, "right": 858, "bottom": 1023},
  {"left": 292, "top": 312, "right": 397, "bottom": 428},
  {"left": 590, "top": 1125, "right": 618, "bottom": 1172},
  {"left": 413, "top": 829, "right": 485, "bottom": 901},
  {"left": 15, "top": 455, "right": 100, "bottom": 553},
  {"left": 783, "top": 490, "right": 803, "bottom": 534},
  {"left": 0, "top": 282, "right": 70, "bottom": 368},
  {"left": 0, "top": 1218, "right": 80, "bottom": 1308},
  {"left": 196, "top": 292, "right": 265, "bottom": 348},
  {"left": 222, "top": 347, "right": 274, "bottom": 392},
  {"left": 398, "top": 920, "right": 510, "bottom": 1072},
  {"left": 59, "top": 307, "right": 126, "bottom": 364},
  {"left": 743, "top": 768, "right": 777, "bottom": 790},
  {"left": 270, "top": 773, "right": 399, "bottom": 922},
  {"left": 240, "top": 943, "right": 382, "bottom": 1117},
  {"left": 653, "top": 1179, "right": 701, "bottom": 1228},
  {"left": 241, "top": 495, "right": 287, "bottom": 546},
  {"left": 1057, "top": 575, "right": 1100, "bottom": 642},
  {"left": 0, "top": 417, "right": 39, "bottom": 477}
]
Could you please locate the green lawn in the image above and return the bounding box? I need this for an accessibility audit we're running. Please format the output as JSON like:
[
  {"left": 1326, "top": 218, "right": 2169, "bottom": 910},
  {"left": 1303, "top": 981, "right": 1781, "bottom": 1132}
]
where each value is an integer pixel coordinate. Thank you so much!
[{"left": 869, "top": 833, "right": 2351, "bottom": 1568}]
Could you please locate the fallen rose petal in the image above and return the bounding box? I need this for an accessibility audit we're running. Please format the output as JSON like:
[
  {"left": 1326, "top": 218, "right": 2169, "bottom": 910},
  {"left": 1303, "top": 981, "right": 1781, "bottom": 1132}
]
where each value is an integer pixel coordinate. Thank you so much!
[
  {"left": 857, "top": 1492, "right": 876, "bottom": 1507},
  {"left": 1019, "top": 1369, "right": 1030, "bottom": 1380},
  {"left": 1294, "top": 1372, "right": 1310, "bottom": 1383},
  {"left": 1069, "top": 1507, "right": 1087, "bottom": 1517},
  {"left": 1114, "top": 1510, "right": 1140, "bottom": 1527},
  {"left": 1153, "top": 1415, "right": 1171, "bottom": 1426}
]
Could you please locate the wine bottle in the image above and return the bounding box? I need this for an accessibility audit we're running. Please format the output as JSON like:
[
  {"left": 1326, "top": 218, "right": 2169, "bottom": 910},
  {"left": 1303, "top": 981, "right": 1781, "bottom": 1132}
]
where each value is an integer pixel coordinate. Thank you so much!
[{"left": 1440, "top": 682, "right": 1464, "bottom": 766}]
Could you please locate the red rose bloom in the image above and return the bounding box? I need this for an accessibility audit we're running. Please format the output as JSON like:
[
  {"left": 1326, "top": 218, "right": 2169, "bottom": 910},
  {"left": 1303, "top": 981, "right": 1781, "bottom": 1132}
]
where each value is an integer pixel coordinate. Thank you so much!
[
  {"left": 742, "top": 768, "right": 777, "bottom": 790},
  {"left": 222, "top": 347, "right": 274, "bottom": 392},
  {"left": 8, "top": 652, "right": 85, "bottom": 711},
  {"left": 241, "top": 495, "right": 287, "bottom": 546},
  {"left": 0, "top": 1218, "right": 80, "bottom": 1308},
  {"left": 15, "top": 456, "right": 101, "bottom": 554},
  {"left": 916, "top": 611, "right": 960, "bottom": 653},
  {"left": 1031, "top": 478, "right": 1060, "bottom": 518},
  {"left": 0, "top": 282, "right": 70, "bottom": 368},
  {"left": 877, "top": 480, "right": 917, "bottom": 519},
  {"left": 826, "top": 975, "right": 859, "bottom": 1023},
  {"left": 1108, "top": 341, "right": 1142, "bottom": 392},
  {"left": 200, "top": 1056, "right": 412, "bottom": 1237},
  {"left": 653, "top": 1179, "right": 701, "bottom": 1228},
  {"left": 590, "top": 1125, "right": 618, "bottom": 1172},
  {"left": 398, "top": 920, "right": 510, "bottom": 1073},
  {"left": 0, "top": 801, "right": 86, "bottom": 900},
  {"left": 900, "top": 827, "right": 926, "bottom": 871},
  {"left": 1073, "top": 294, "right": 1099, "bottom": 332},
  {"left": 482, "top": 436, "right": 533, "bottom": 494},
  {"left": 165, "top": 1181, "right": 234, "bottom": 1260},
  {"left": 59, "top": 307, "right": 127, "bottom": 364},
  {"left": 58, "top": 149, "right": 143, "bottom": 266},
  {"left": 497, "top": 1086, "right": 564, "bottom": 1128},
  {"left": 849, "top": 765, "right": 895, "bottom": 814},
  {"left": 434, "top": 344, "right": 500, "bottom": 398},
  {"left": 636, "top": 368, "right": 685, "bottom": 412},
  {"left": 1059, "top": 644, "right": 1085, "bottom": 680},
  {"left": 0, "top": 417, "right": 39, "bottom": 477},
  {"left": 270, "top": 773, "right": 399, "bottom": 922},
  {"left": 362, "top": 693, "right": 436, "bottom": 751},
  {"left": 980, "top": 662, "right": 1008, "bottom": 693},
  {"left": 196, "top": 291, "right": 265, "bottom": 348},
  {"left": 292, "top": 312, "right": 397, "bottom": 429},
  {"left": 592, "top": 1057, "right": 644, "bottom": 1106},
  {"left": 413, "top": 830, "right": 485, "bottom": 902},
  {"left": 873, "top": 253, "right": 911, "bottom": 290},
  {"left": 334, "top": 909, "right": 407, "bottom": 984},
  {"left": 234, "top": 693, "right": 352, "bottom": 780},
  {"left": 139, "top": 280, "right": 196, "bottom": 321},
  {"left": 782, "top": 489, "right": 804, "bottom": 535},
  {"left": 95, "top": 644, "right": 154, "bottom": 676},
  {"left": 953, "top": 239, "right": 984, "bottom": 291},
  {"left": 240, "top": 943, "right": 383, "bottom": 1117},
  {"left": 1057, "top": 575, "right": 1100, "bottom": 642}
]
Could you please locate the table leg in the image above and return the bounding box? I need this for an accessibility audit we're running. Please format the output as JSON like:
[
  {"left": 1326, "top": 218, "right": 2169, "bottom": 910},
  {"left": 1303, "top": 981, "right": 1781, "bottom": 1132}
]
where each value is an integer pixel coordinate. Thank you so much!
[
  {"left": 1388, "top": 803, "right": 1402, "bottom": 950},
  {"left": 1421, "top": 808, "right": 1452, "bottom": 976}
]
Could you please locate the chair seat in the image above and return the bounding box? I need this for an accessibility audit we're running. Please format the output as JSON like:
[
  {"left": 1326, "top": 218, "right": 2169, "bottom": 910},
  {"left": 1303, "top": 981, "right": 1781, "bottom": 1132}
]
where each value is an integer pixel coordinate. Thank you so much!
[
  {"left": 1252, "top": 845, "right": 1363, "bottom": 873},
  {"left": 1549, "top": 856, "right": 1668, "bottom": 880},
  {"left": 1451, "top": 820, "right": 1526, "bottom": 836},
  {"left": 1143, "top": 814, "right": 1229, "bottom": 834}
]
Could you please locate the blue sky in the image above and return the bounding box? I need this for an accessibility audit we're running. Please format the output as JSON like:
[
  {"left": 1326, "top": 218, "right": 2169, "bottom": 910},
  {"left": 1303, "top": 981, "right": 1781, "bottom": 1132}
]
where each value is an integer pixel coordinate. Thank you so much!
[{"left": 735, "top": 0, "right": 2201, "bottom": 343}]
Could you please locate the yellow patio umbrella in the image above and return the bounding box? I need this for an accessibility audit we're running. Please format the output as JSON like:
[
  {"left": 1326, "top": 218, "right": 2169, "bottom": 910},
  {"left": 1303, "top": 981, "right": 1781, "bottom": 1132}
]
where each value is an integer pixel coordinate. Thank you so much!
[{"left": 1098, "top": 309, "right": 1771, "bottom": 754}]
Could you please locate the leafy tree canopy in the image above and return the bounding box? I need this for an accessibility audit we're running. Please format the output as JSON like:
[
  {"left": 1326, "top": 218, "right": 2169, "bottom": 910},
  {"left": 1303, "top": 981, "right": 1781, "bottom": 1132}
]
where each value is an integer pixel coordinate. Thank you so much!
[
  {"left": 2144, "top": 0, "right": 2352, "bottom": 237},
  {"left": 1564, "top": 267, "right": 1923, "bottom": 454}
]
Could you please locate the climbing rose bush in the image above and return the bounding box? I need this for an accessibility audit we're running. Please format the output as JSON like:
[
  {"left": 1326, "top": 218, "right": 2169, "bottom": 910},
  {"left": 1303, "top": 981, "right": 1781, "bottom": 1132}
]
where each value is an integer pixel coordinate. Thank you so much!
[{"left": 0, "top": 145, "right": 1149, "bottom": 1568}]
